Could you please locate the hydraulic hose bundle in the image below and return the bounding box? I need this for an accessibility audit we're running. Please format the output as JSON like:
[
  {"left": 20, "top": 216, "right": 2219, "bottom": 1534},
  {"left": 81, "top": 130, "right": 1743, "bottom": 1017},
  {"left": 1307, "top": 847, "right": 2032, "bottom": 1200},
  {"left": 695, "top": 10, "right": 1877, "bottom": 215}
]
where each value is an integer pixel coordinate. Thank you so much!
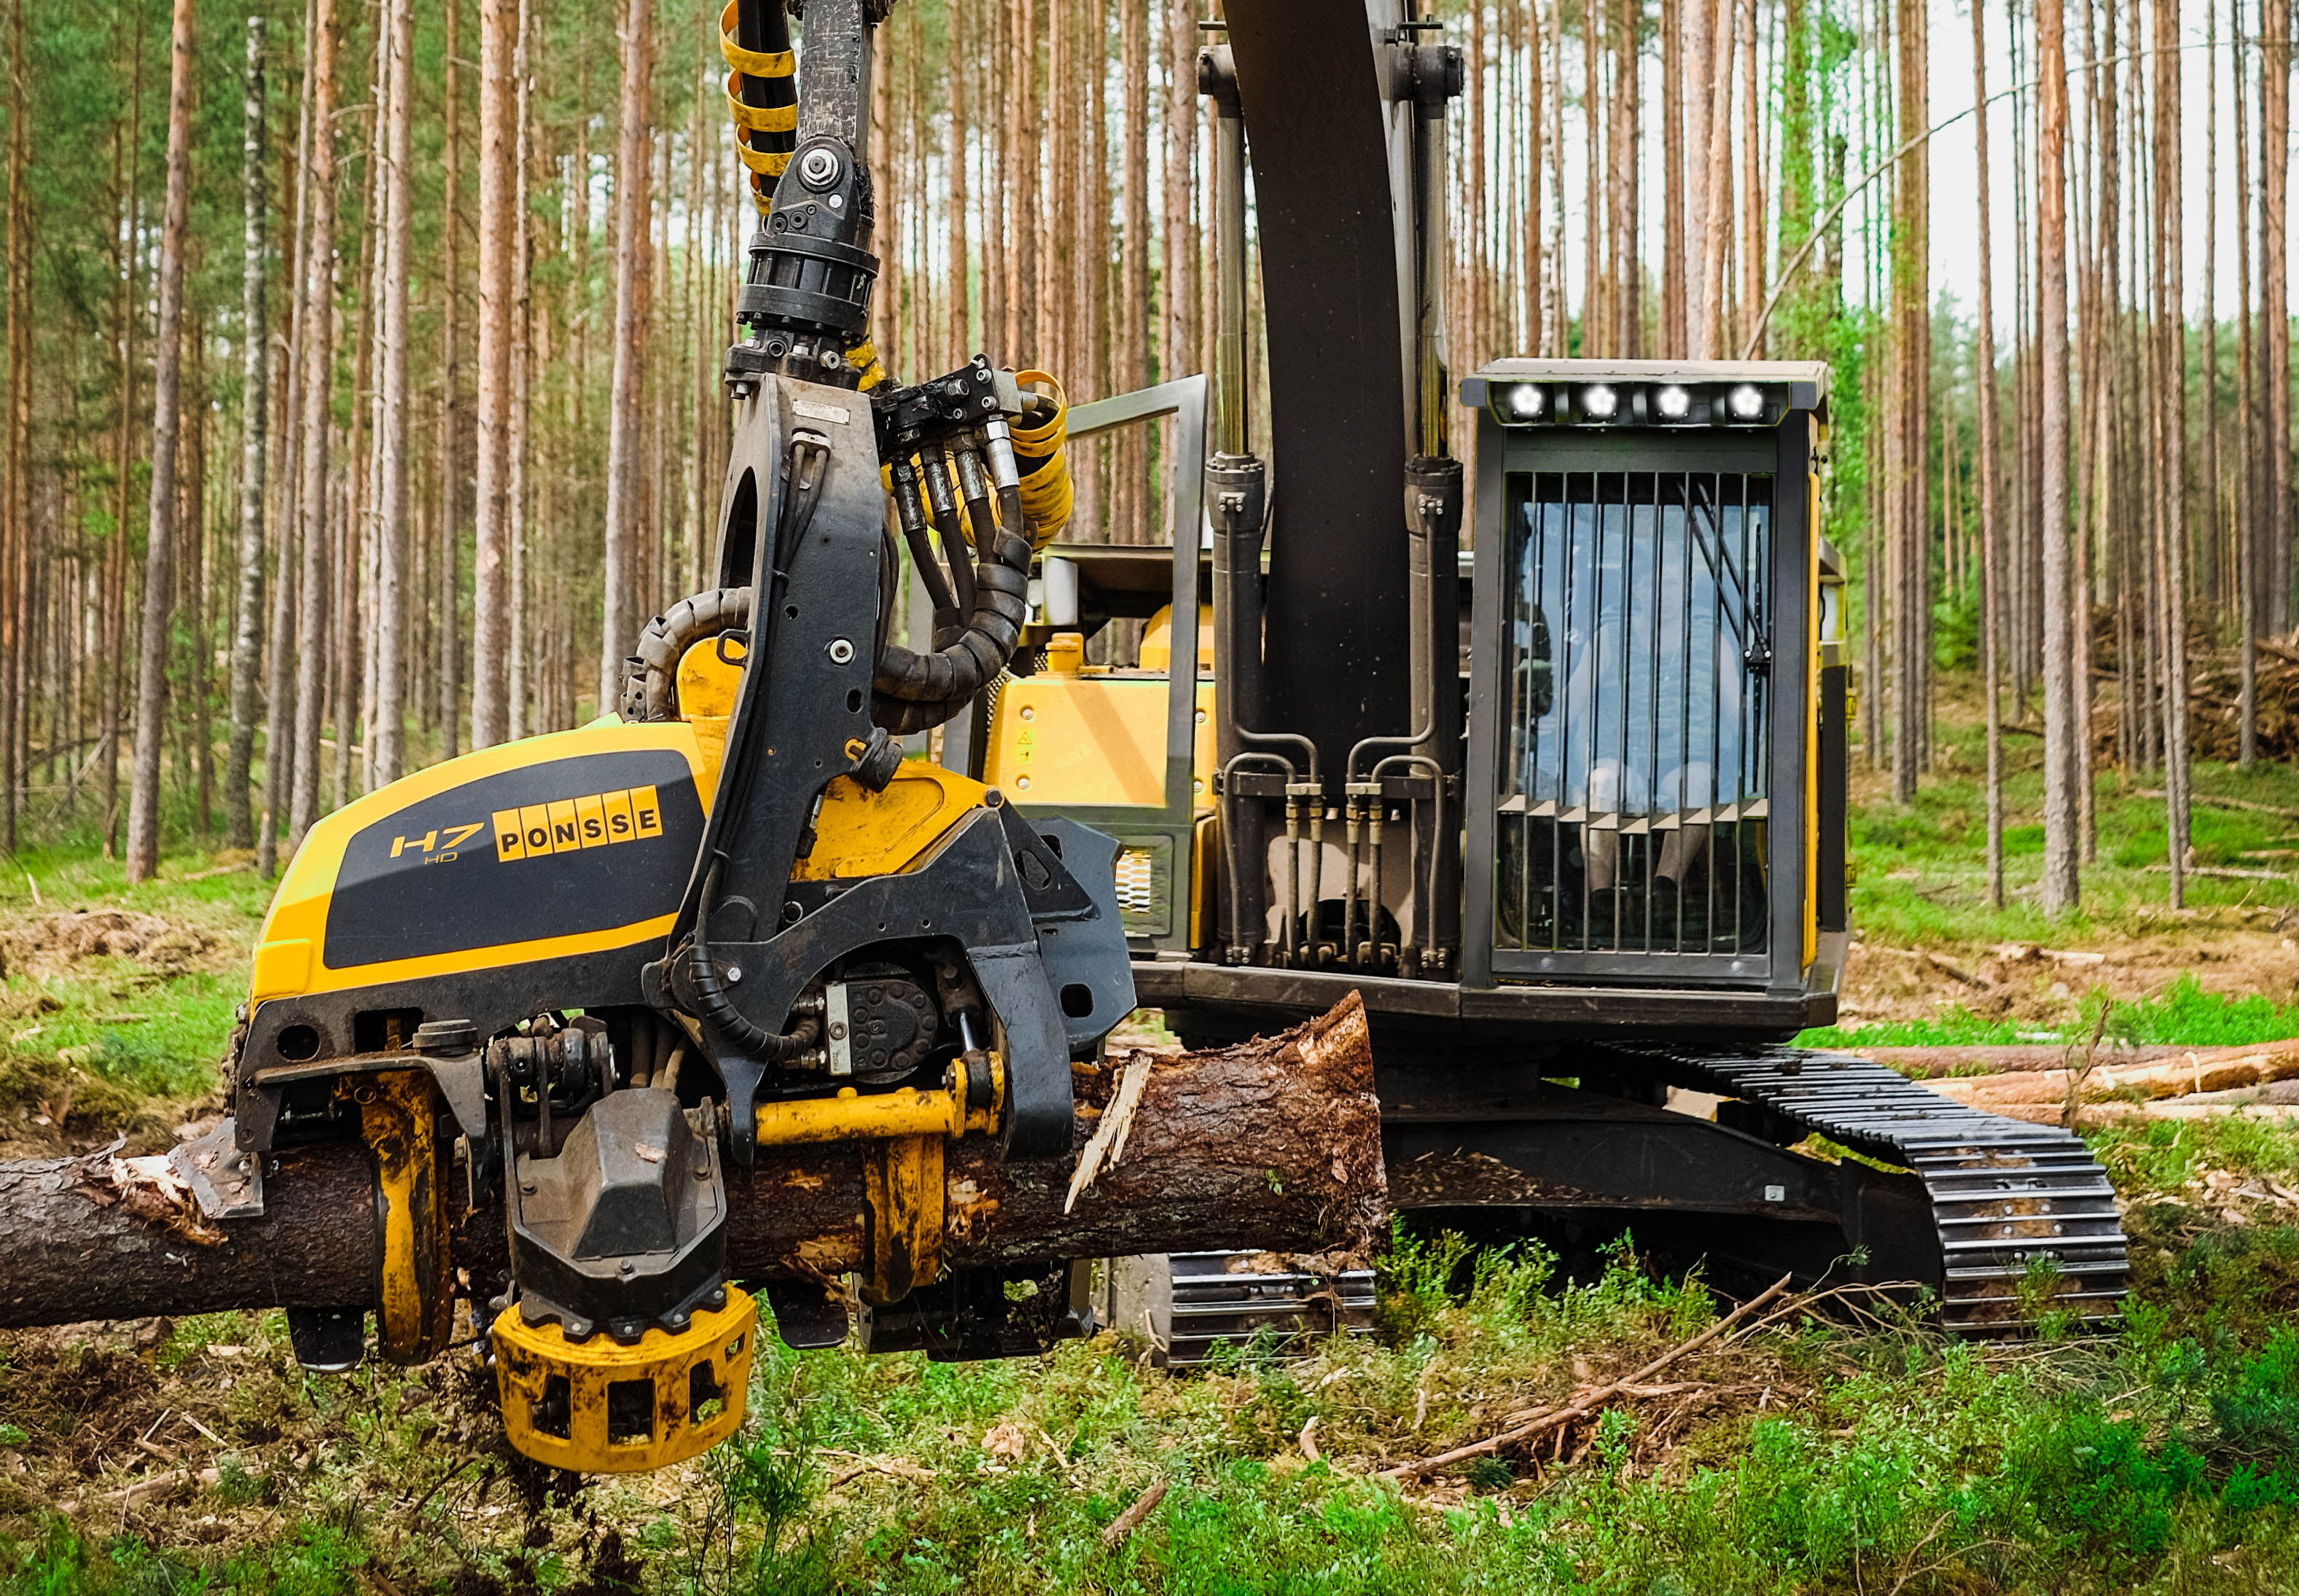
[{"left": 862, "top": 358, "right": 1074, "bottom": 735}]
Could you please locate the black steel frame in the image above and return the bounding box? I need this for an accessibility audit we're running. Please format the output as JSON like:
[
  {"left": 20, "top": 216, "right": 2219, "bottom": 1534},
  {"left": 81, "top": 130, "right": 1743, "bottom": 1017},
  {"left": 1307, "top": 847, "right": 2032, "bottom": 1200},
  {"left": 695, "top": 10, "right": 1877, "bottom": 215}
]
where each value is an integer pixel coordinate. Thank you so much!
[
  {"left": 993, "top": 374, "right": 1211, "bottom": 957},
  {"left": 1464, "top": 409, "right": 1819, "bottom": 999}
]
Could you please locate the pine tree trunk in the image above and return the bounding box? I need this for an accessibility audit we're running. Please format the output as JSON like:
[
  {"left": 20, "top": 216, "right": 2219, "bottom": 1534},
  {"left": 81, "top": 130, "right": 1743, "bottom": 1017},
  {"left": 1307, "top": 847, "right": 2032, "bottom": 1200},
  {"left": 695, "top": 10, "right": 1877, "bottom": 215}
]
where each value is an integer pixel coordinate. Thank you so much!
[
  {"left": 2152, "top": 0, "right": 2189, "bottom": 901},
  {"left": 289, "top": 0, "right": 337, "bottom": 850},
  {"left": 1700, "top": 0, "right": 1735, "bottom": 360},
  {"left": 2037, "top": 0, "right": 2079, "bottom": 915},
  {"left": 1683, "top": 0, "right": 1710, "bottom": 355},
  {"left": 104, "top": 55, "right": 142, "bottom": 864},
  {"left": 371, "top": 0, "right": 413, "bottom": 784},
  {"left": 1, "top": 0, "right": 28, "bottom": 855},
  {"left": 0, "top": 997, "right": 1386, "bottom": 1331},
  {"left": 225, "top": 20, "right": 268, "bottom": 850},
  {"left": 125, "top": 0, "right": 197, "bottom": 884},
  {"left": 1737, "top": 0, "right": 1761, "bottom": 356},
  {"left": 438, "top": 0, "right": 464, "bottom": 761},
  {"left": 1120, "top": 0, "right": 1147, "bottom": 539},
  {"left": 2264, "top": 0, "right": 2290, "bottom": 635},
  {"left": 506, "top": 0, "right": 532, "bottom": 739},
  {"left": 598, "top": 0, "right": 652, "bottom": 713},
  {"left": 1970, "top": 0, "right": 2005, "bottom": 908},
  {"left": 2236, "top": 0, "right": 2257, "bottom": 767},
  {"left": 948, "top": 0, "right": 971, "bottom": 367},
  {"left": 1161, "top": 0, "right": 1190, "bottom": 390},
  {"left": 337, "top": 73, "right": 382, "bottom": 815},
  {"left": 1660, "top": 0, "right": 1684, "bottom": 358},
  {"left": 1583, "top": 0, "right": 1604, "bottom": 353},
  {"left": 259, "top": 0, "right": 313, "bottom": 878},
  {"left": 470, "top": 0, "right": 516, "bottom": 748}
]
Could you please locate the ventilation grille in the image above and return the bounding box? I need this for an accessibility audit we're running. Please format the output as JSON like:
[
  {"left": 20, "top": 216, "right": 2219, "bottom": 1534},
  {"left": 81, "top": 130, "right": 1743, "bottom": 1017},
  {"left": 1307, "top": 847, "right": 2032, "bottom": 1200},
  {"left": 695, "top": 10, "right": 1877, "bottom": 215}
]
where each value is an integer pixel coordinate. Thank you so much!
[{"left": 1496, "top": 470, "right": 1773, "bottom": 958}]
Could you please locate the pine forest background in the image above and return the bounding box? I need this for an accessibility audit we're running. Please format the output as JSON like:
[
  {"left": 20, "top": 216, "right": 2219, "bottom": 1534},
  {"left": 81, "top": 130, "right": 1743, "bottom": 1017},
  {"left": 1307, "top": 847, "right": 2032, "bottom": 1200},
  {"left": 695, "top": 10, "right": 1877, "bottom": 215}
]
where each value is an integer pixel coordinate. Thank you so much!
[{"left": 0, "top": 0, "right": 2287, "bottom": 915}]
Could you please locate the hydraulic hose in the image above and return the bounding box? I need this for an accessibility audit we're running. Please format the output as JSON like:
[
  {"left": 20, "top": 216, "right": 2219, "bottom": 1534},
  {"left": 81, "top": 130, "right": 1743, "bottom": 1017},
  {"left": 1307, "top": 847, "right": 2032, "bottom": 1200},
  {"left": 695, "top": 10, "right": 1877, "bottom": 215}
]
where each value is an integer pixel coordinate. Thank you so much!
[
  {"left": 721, "top": 0, "right": 796, "bottom": 216},
  {"left": 690, "top": 859, "right": 821, "bottom": 1060},
  {"left": 1010, "top": 372, "right": 1072, "bottom": 548},
  {"left": 871, "top": 518, "right": 1032, "bottom": 705}
]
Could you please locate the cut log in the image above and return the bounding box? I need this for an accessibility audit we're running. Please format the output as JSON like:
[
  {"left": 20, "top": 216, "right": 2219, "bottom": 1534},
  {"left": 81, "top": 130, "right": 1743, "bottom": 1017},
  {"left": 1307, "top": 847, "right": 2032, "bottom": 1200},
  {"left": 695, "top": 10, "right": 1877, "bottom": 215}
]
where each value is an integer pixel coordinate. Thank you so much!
[
  {"left": 1922, "top": 1041, "right": 2299, "bottom": 1108},
  {"left": 0, "top": 1141, "right": 381, "bottom": 1329},
  {"left": 0, "top": 995, "right": 1386, "bottom": 1331}
]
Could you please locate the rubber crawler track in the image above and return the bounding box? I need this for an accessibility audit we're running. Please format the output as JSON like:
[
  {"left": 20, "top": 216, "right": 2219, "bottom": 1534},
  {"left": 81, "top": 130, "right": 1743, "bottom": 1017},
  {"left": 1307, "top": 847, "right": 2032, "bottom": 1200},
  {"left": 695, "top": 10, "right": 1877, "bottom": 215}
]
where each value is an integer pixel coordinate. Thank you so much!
[{"left": 1607, "top": 1043, "right": 2130, "bottom": 1334}]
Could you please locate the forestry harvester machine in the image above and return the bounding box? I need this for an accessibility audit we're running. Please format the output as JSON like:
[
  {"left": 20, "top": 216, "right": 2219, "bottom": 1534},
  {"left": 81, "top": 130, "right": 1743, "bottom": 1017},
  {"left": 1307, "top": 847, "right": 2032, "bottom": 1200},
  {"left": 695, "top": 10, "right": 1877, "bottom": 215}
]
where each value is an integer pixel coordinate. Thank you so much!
[{"left": 1, "top": 0, "right": 2125, "bottom": 1479}]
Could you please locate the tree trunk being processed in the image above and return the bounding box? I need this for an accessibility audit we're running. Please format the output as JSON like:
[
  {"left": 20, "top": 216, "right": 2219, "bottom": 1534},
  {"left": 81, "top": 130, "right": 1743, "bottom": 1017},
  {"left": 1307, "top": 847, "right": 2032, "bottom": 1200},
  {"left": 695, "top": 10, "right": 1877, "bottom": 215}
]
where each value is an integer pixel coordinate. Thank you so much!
[
  {"left": 125, "top": 0, "right": 196, "bottom": 885},
  {"left": 0, "top": 998, "right": 1386, "bottom": 1331}
]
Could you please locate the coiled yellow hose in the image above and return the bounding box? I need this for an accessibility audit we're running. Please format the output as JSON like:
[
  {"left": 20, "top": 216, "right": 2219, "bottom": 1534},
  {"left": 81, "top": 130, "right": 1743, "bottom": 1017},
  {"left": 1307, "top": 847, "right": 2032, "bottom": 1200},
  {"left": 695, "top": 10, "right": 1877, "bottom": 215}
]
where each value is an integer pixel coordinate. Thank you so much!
[
  {"left": 719, "top": 1, "right": 795, "bottom": 216},
  {"left": 1010, "top": 371, "right": 1072, "bottom": 549}
]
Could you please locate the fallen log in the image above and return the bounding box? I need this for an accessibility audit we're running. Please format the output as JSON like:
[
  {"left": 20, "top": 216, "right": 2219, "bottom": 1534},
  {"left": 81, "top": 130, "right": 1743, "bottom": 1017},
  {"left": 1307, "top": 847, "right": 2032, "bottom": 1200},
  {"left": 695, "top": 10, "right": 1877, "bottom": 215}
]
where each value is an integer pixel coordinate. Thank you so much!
[
  {"left": 1921, "top": 1041, "right": 2299, "bottom": 1108},
  {"left": 0, "top": 995, "right": 1386, "bottom": 1332}
]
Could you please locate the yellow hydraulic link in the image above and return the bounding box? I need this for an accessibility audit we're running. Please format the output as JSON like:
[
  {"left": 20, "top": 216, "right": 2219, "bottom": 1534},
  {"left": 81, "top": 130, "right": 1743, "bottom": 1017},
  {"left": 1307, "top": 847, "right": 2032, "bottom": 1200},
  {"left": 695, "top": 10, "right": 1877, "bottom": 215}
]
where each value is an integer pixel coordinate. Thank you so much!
[
  {"left": 862, "top": 1135, "right": 943, "bottom": 1304},
  {"left": 752, "top": 1056, "right": 1004, "bottom": 1309},
  {"left": 752, "top": 1081, "right": 988, "bottom": 1145},
  {"left": 493, "top": 1289, "right": 758, "bottom": 1473},
  {"left": 350, "top": 1069, "right": 453, "bottom": 1365}
]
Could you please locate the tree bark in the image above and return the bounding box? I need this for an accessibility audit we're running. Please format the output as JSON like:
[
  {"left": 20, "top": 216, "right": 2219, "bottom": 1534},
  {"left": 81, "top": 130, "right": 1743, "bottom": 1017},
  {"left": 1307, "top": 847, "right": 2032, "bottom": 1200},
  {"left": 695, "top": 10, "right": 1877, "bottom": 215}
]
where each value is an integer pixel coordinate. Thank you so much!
[
  {"left": 1970, "top": 0, "right": 2005, "bottom": 910},
  {"left": 2237, "top": 0, "right": 2257, "bottom": 766},
  {"left": 2037, "top": 0, "right": 2079, "bottom": 915},
  {"left": 1660, "top": 0, "right": 1683, "bottom": 358},
  {"left": 1699, "top": 0, "right": 1735, "bottom": 360},
  {"left": 1582, "top": 0, "right": 1604, "bottom": 354},
  {"left": 2264, "top": 0, "right": 2290, "bottom": 635},
  {"left": 288, "top": 0, "right": 337, "bottom": 850},
  {"left": 261, "top": 0, "right": 316, "bottom": 879},
  {"left": 2152, "top": 0, "right": 2189, "bottom": 903},
  {"left": 1683, "top": 0, "right": 1710, "bottom": 355},
  {"left": 471, "top": 0, "right": 516, "bottom": 749},
  {"left": 1119, "top": 0, "right": 1147, "bottom": 538},
  {"left": 948, "top": 0, "right": 970, "bottom": 367},
  {"left": 1736, "top": 0, "right": 1760, "bottom": 356},
  {"left": 372, "top": 0, "right": 413, "bottom": 784},
  {"left": 125, "top": 0, "right": 196, "bottom": 885},
  {"left": 438, "top": 0, "right": 464, "bottom": 761},
  {"left": 104, "top": 44, "right": 144, "bottom": 862},
  {"left": 597, "top": 0, "right": 651, "bottom": 716},
  {"left": 0, "top": 998, "right": 1386, "bottom": 1331},
  {"left": 225, "top": 18, "right": 267, "bottom": 850},
  {"left": 0, "top": 0, "right": 24, "bottom": 857}
]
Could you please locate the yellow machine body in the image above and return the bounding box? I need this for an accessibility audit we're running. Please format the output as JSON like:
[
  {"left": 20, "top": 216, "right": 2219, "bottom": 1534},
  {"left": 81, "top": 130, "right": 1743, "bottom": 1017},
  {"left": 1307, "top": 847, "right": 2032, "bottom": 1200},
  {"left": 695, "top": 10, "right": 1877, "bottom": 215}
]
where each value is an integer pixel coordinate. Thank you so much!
[
  {"left": 246, "top": 716, "right": 987, "bottom": 1019},
  {"left": 980, "top": 606, "right": 1219, "bottom": 950}
]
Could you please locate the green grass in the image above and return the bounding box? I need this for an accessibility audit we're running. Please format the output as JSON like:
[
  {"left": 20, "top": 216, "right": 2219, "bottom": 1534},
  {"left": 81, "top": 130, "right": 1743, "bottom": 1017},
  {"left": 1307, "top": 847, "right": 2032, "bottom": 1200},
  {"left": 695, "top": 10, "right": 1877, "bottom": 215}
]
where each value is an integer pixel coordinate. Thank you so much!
[
  {"left": 0, "top": 845, "right": 271, "bottom": 1133},
  {"left": 10, "top": 1227, "right": 2299, "bottom": 1592},
  {"left": 1800, "top": 971, "right": 2299, "bottom": 1050},
  {"left": 1843, "top": 724, "right": 2299, "bottom": 949}
]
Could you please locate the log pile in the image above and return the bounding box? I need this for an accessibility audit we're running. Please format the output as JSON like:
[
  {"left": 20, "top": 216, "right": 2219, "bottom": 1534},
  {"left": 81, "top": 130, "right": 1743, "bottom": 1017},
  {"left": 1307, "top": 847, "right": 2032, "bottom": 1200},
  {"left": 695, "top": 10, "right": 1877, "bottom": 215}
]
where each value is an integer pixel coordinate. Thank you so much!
[
  {"left": 2088, "top": 630, "right": 2299, "bottom": 763},
  {"left": 1914, "top": 1039, "right": 2299, "bottom": 1126},
  {"left": 0, "top": 995, "right": 1386, "bottom": 1332}
]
